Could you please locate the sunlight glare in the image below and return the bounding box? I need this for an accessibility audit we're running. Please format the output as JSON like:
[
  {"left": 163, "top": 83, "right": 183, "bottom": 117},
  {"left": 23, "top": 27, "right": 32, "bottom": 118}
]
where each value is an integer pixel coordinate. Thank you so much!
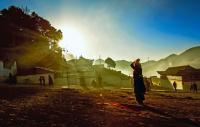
[{"left": 59, "top": 25, "right": 86, "bottom": 57}]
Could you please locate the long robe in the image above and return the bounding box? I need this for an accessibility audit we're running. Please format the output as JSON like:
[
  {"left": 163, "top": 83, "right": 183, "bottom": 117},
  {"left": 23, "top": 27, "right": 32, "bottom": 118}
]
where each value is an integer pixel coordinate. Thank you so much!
[{"left": 130, "top": 62, "right": 146, "bottom": 102}]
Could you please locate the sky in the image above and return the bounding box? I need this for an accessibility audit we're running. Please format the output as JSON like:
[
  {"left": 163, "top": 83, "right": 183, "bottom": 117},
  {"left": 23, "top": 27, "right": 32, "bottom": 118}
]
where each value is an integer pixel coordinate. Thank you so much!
[{"left": 1, "top": 0, "right": 200, "bottom": 61}]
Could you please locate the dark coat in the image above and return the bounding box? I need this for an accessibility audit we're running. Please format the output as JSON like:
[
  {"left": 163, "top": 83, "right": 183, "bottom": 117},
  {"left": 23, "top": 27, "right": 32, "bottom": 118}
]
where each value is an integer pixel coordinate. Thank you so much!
[{"left": 130, "top": 62, "right": 146, "bottom": 94}]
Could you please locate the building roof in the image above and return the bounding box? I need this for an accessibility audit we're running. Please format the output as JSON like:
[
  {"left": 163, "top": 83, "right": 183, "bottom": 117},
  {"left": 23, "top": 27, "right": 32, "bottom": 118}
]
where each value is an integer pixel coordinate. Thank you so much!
[
  {"left": 157, "top": 65, "right": 200, "bottom": 76},
  {"left": 17, "top": 67, "right": 55, "bottom": 76}
]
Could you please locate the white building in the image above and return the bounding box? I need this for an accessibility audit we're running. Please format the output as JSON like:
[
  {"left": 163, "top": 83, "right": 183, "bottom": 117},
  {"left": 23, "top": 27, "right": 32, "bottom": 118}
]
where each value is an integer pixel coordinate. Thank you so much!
[
  {"left": 0, "top": 61, "right": 17, "bottom": 81},
  {"left": 17, "top": 67, "right": 54, "bottom": 85}
]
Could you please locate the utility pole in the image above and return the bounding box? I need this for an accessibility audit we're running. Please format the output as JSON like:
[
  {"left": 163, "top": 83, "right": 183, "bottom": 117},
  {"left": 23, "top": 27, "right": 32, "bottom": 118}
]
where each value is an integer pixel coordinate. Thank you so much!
[
  {"left": 65, "top": 50, "right": 69, "bottom": 88},
  {"left": 99, "top": 55, "right": 101, "bottom": 64}
]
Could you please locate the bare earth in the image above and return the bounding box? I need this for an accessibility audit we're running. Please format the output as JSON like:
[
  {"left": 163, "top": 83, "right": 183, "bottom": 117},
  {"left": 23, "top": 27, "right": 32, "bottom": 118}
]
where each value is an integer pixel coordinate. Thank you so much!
[{"left": 0, "top": 85, "right": 200, "bottom": 127}]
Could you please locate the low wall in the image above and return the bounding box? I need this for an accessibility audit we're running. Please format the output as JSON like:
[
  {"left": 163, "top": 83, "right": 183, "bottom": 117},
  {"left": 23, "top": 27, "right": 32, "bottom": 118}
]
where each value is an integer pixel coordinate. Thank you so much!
[{"left": 17, "top": 73, "right": 54, "bottom": 85}]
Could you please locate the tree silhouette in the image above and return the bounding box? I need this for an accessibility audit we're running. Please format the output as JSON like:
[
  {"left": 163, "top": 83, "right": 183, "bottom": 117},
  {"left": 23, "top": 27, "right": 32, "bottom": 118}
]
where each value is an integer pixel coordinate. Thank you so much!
[
  {"left": 105, "top": 57, "right": 116, "bottom": 69},
  {"left": 0, "top": 6, "right": 64, "bottom": 70}
]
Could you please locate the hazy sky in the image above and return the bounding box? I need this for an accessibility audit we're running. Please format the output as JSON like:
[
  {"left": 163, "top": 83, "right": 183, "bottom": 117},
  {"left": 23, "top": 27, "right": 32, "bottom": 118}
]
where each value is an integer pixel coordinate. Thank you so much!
[{"left": 1, "top": 0, "right": 200, "bottom": 61}]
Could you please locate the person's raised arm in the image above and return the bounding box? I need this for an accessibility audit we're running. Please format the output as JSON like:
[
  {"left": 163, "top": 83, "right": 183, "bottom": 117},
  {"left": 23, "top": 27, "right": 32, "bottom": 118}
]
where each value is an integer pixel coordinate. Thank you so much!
[{"left": 130, "top": 61, "right": 135, "bottom": 69}]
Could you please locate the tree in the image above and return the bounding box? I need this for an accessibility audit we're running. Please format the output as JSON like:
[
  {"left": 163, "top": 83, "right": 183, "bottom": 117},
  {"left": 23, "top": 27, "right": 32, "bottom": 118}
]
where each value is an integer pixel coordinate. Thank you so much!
[
  {"left": 105, "top": 57, "right": 116, "bottom": 69},
  {"left": 0, "top": 6, "right": 64, "bottom": 70}
]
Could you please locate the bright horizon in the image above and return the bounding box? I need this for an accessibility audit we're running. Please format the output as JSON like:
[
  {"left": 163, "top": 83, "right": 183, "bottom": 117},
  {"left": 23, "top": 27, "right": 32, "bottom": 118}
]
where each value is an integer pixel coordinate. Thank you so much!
[{"left": 1, "top": 0, "right": 200, "bottom": 62}]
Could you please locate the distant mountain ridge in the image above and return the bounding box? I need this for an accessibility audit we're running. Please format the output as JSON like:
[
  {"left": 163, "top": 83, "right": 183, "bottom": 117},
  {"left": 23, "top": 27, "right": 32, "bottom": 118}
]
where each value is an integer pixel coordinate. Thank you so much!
[
  {"left": 94, "top": 46, "right": 200, "bottom": 77},
  {"left": 142, "top": 46, "right": 200, "bottom": 76}
]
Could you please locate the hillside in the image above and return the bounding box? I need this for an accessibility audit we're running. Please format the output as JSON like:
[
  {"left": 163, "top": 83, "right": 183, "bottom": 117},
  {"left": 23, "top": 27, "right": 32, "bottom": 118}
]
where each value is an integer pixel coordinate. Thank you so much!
[
  {"left": 94, "top": 59, "right": 132, "bottom": 75},
  {"left": 94, "top": 46, "right": 200, "bottom": 77},
  {"left": 115, "top": 60, "right": 132, "bottom": 75},
  {"left": 142, "top": 46, "right": 200, "bottom": 76}
]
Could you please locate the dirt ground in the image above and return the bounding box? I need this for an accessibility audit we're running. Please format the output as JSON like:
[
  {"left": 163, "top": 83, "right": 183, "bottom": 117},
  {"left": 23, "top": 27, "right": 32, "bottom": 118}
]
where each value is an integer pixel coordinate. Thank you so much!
[{"left": 0, "top": 85, "right": 199, "bottom": 127}]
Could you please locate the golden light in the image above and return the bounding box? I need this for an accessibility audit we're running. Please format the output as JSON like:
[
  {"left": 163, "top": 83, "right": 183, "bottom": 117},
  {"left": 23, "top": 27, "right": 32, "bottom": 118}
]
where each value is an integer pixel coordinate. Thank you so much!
[{"left": 59, "top": 25, "right": 86, "bottom": 57}]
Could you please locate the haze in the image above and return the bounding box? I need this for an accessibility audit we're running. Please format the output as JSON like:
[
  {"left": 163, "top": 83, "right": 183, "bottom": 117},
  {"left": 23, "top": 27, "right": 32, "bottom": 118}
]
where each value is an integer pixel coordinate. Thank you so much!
[{"left": 1, "top": 0, "right": 200, "bottom": 61}]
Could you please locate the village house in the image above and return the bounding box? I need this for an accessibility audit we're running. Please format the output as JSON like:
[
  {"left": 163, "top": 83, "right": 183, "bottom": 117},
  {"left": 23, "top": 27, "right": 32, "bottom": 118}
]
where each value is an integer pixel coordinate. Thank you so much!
[
  {"left": 17, "top": 67, "right": 55, "bottom": 85},
  {"left": 157, "top": 65, "right": 200, "bottom": 91},
  {"left": 0, "top": 60, "right": 17, "bottom": 82}
]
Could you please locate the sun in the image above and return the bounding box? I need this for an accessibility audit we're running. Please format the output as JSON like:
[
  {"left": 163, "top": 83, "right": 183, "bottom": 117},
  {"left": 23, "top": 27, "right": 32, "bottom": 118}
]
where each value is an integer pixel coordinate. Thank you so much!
[{"left": 59, "top": 25, "right": 86, "bottom": 57}]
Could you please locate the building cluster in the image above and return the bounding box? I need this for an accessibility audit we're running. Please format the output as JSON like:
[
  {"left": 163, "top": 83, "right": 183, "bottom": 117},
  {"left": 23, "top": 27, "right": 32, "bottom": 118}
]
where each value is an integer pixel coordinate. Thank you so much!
[
  {"left": 1, "top": 58, "right": 199, "bottom": 91},
  {"left": 0, "top": 57, "right": 131, "bottom": 89}
]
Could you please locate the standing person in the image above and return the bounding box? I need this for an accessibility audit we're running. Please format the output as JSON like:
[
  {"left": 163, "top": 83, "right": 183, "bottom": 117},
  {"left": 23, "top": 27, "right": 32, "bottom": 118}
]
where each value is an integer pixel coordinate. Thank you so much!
[
  {"left": 8, "top": 73, "right": 14, "bottom": 85},
  {"left": 190, "top": 83, "right": 194, "bottom": 92},
  {"left": 42, "top": 76, "right": 45, "bottom": 86},
  {"left": 173, "top": 81, "right": 177, "bottom": 92},
  {"left": 48, "top": 75, "right": 53, "bottom": 86},
  {"left": 130, "top": 59, "right": 146, "bottom": 105},
  {"left": 39, "top": 76, "right": 43, "bottom": 86},
  {"left": 193, "top": 82, "right": 198, "bottom": 93},
  {"left": 145, "top": 78, "right": 151, "bottom": 92}
]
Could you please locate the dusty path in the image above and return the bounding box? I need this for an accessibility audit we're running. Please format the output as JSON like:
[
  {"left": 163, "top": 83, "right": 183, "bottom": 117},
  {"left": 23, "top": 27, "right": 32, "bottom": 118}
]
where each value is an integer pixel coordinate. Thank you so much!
[{"left": 0, "top": 85, "right": 199, "bottom": 127}]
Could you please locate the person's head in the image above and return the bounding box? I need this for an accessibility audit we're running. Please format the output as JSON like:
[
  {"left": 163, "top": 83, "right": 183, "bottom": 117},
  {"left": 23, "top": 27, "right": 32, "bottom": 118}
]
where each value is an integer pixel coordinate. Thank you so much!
[{"left": 135, "top": 58, "right": 140, "bottom": 64}]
